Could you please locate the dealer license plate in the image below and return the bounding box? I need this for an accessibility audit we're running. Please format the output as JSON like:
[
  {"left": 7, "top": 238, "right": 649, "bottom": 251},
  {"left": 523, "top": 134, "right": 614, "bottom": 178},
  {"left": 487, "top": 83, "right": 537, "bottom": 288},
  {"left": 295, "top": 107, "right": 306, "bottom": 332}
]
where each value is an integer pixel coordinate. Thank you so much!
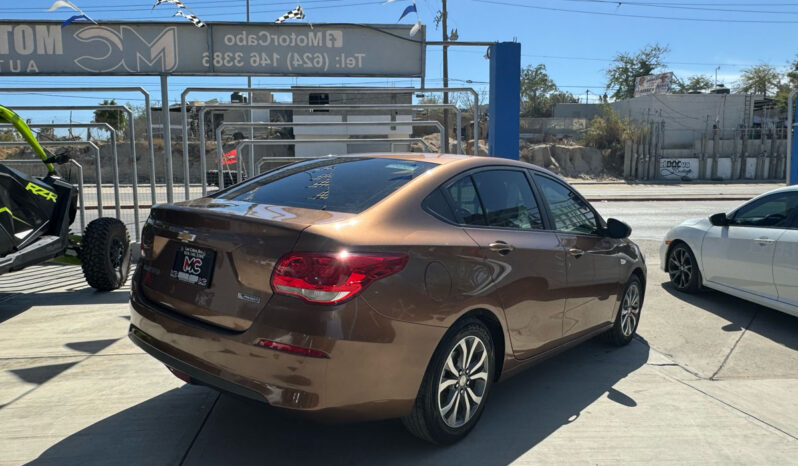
[{"left": 170, "top": 245, "right": 216, "bottom": 287}]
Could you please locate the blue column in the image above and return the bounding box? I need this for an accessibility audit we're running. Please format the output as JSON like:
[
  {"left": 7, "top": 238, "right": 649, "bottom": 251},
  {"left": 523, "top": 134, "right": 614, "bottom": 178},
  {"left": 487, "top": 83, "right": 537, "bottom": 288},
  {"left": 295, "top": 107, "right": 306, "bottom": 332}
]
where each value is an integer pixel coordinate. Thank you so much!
[
  {"left": 791, "top": 92, "right": 798, "bottom": 185},
  {"left": 488, "top": 42, "right": 521, "bottom": 160}
]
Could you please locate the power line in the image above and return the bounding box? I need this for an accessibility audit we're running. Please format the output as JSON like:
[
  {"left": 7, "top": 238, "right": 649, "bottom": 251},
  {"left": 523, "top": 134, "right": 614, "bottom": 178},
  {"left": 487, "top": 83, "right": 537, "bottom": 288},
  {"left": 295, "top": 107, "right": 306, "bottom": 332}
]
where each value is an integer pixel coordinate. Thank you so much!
[
  {"left": 473, "top": 0, "right": 798, "bottom": 23},
  {"left": 3, "top": 0, "right": 362, "bottom": 13},
  {"left": 1, "top": 1, "right": 385, "bottom": 19},
  {"left": 429, "top": 48, "right": 755, "bottom": 68},
  {"left": 557, "top": 0, "right": 798, "bottom": 15}
]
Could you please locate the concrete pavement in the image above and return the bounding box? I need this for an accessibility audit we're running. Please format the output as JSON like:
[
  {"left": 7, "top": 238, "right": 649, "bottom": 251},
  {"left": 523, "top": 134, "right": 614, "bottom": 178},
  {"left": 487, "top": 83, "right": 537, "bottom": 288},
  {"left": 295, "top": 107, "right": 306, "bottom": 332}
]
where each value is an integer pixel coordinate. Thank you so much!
[{"left": 1, "top": 197, "right": 797, "bottom": 465}]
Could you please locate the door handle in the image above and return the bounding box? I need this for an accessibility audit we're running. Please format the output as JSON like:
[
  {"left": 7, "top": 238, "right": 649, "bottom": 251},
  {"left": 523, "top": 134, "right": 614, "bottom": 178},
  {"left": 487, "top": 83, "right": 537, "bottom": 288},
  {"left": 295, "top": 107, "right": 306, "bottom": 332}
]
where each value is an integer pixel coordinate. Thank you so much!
[
  {"left": 489, "top": 241, "right": 514, "bottom": 255},
  {"left": 569, "top": 248, "right": 585, "bottom": 258},
  {"left": 756, "top": 237, "right": 775, "bottom": 246}
]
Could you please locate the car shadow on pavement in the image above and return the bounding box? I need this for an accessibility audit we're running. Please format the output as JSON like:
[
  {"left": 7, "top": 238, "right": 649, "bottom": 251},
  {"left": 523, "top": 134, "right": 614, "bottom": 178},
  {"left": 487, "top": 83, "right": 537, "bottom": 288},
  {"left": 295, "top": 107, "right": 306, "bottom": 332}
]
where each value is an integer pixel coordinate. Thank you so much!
[
  {"left": 0, "top": 289, "right": 130, "bottom": 325},
  {"left": 661, "top": 281, "right": 798, "bottom": 351},
  {"left": 30, "top": 338, "right": 649, "bottom": 466}
]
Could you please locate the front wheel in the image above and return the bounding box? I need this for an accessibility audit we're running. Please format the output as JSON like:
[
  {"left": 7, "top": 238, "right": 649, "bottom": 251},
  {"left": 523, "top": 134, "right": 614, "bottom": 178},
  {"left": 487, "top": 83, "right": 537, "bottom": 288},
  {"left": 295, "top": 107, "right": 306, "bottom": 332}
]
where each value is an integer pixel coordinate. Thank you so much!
[
  {"left": 667, "top": 243, "right": 701, "bottom": 292},
  {"left": 402, "top": 319, "right": 494, "bottom": 444},
  {"left": 605, "top": 275, "right": 643, "bottom": 346},
  {"left": 80, "top": 218, "right": 130, "bottom": 291}
]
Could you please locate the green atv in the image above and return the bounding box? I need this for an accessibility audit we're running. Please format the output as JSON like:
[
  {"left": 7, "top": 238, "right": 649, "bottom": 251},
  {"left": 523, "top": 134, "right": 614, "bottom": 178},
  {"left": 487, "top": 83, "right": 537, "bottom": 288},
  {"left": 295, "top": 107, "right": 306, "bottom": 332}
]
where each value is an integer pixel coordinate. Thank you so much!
[{"left": 0, "top": 105, "right": 130, "bottom": 291}]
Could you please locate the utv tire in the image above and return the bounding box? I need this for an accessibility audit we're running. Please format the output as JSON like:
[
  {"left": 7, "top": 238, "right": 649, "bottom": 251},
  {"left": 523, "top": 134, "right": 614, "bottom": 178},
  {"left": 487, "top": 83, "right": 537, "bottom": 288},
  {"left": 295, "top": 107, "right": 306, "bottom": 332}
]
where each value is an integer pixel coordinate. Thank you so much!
[
  {"left": 667, "top": 243, "right": 702, "bottom": 293},
  {"left": 402, "top": 319, "right": 494, "bottom": 444},
  {"left": 81, "top": 218, "right": 130, "bottom": 291},
  {"left": 605, "top": 275, "right": 643, "bottom": 347}
]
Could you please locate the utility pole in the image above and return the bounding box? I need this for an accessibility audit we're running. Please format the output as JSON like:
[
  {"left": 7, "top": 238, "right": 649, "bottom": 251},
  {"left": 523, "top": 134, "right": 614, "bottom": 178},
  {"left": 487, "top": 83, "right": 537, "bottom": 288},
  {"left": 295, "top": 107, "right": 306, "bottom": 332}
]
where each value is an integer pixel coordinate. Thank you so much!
[
  {"left": 441, "top": 0, "right": 449, "bottom": 153},
  {"left": 247, "top": 0, "right": 254, "bottom": 172},
  {"left": 715, "top": 66, "right": 720, "bottom": 87},
  {"left": 585, "top": 89, "right": 590, "bottom": 104}
]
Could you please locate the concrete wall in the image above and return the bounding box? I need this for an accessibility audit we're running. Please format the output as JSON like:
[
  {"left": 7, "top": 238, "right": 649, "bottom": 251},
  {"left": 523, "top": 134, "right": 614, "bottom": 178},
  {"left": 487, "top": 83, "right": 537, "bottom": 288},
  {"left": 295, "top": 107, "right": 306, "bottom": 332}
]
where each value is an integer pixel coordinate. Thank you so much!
[
  {"left": 553, "top": 103, "right": 600, "bottom": 120},
  {"left": 519, "top": 117, "right": 587, "bottom": 141},
  {"left": 612, "top": 94, "right": 750, "bottom": 148},
  {"left": 555, "top": 94, "right": 754, "bottom": 148}
]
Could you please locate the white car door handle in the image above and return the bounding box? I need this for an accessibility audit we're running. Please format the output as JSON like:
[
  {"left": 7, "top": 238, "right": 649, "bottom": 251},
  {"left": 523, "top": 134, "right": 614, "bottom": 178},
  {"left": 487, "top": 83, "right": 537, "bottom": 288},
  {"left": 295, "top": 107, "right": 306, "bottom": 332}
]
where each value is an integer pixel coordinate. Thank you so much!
[{"left": 757, "top": 237, "right": 775, "bottom": 246}]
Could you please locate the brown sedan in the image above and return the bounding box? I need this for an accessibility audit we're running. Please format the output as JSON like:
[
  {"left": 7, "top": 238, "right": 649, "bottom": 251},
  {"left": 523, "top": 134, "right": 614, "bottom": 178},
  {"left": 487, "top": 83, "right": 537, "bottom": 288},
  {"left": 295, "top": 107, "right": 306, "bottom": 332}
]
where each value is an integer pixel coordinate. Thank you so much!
[{"left": 129, "top": 154, "right": 646, "bottom": 444}]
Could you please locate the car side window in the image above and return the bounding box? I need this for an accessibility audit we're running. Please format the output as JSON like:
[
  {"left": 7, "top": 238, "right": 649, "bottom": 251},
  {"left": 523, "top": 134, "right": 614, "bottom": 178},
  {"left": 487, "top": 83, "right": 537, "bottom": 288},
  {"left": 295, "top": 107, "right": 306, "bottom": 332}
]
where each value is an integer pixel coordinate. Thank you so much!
[
  {"left": 447, "top": 176, "right": 487, "bottom": 226},
  {"left": 731, "top": 192, "right": 798, "bottom": 228},
  {"left": 422, "top": 188, "right": 457, "bottom": 223},
  {"left": 534, "top": 174, "right": 599, "bottom": 235},
  {"left": 471, "top": 170, "right": 544, "bottom": 230}
]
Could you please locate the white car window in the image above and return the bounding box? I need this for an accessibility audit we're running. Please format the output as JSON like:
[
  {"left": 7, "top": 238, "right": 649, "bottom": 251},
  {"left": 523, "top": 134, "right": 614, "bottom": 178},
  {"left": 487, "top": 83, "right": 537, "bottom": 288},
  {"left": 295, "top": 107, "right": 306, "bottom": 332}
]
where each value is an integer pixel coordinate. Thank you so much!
[{"left": 732, "top": 192, "right": 798, "bottom": 228}]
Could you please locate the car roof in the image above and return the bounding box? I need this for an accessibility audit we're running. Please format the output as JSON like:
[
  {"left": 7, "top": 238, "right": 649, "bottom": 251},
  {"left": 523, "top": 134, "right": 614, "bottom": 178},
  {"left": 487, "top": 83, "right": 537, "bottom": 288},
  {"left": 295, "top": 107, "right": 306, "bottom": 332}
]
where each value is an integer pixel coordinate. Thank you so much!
[{"left": 322, "top": 153, "right": 562, "bottom": 178}]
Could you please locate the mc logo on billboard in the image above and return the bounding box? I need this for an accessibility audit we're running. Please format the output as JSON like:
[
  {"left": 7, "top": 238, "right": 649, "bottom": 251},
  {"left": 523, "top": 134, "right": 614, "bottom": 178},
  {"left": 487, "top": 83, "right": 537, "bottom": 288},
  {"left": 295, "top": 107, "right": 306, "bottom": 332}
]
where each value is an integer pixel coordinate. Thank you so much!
[{"left": 73, "top": 26, "right": 178, "bottom": 73}]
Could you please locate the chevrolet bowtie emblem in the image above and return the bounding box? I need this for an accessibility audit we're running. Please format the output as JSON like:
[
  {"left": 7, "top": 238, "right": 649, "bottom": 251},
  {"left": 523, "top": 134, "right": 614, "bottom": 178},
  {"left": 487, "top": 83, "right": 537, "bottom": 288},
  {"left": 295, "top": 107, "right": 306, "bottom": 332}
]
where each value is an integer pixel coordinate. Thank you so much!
[{"left": 177, "top": 231, "right": 196, "bottom": 242}]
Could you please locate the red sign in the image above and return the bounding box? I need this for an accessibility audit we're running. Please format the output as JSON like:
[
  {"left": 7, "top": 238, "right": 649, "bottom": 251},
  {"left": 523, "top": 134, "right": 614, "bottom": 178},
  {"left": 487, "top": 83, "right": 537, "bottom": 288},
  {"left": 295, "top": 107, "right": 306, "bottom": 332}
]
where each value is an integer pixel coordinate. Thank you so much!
[{"left": 222, "top": 148, "right": 237, "bottom": 166}]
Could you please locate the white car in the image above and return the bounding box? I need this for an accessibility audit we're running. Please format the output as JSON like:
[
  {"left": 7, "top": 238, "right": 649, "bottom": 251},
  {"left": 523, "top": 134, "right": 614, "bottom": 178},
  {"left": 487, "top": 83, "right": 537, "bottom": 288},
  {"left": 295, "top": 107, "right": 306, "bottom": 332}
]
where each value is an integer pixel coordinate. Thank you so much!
[{"left": 661, "top": 186, "right": 798, "bottom": 317}]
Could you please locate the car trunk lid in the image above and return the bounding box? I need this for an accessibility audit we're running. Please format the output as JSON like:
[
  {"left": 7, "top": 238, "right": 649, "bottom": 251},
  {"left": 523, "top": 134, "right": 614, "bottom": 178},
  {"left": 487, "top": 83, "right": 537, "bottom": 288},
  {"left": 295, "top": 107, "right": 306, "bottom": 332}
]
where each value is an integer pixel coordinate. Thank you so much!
[{"left": 139, "top": 199, "right": 354, "bottom": 331}]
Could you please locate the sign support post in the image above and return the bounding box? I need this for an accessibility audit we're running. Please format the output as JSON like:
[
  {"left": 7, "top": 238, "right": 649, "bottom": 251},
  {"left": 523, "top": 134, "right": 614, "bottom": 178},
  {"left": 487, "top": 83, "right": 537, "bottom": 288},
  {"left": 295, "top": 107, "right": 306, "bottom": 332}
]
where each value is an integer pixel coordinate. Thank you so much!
[
  {"left": 161, "top": 75, "right": 174, "bottom": 203},
  {"left": 488, "top": 41, "right": 521, "bottom": 160},
  {"left": 789, "top": 90, "right": 798, "bottom": 185}
]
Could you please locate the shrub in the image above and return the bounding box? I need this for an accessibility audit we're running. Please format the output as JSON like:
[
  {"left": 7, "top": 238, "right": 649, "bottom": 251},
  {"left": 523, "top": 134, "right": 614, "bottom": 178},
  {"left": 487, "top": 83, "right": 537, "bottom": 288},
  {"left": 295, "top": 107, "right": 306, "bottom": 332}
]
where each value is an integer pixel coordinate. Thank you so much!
[{"left": 580, "top": 104, "right": 646, "bottom": 176}]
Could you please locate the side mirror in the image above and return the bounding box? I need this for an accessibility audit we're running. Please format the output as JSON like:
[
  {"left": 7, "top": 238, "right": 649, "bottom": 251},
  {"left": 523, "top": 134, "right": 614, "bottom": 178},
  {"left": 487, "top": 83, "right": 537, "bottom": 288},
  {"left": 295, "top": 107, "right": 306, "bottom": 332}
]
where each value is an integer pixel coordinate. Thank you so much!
[
  {"left": 709, "top": 212, "right": 729, "bottom": 227},
  {"left": 605, "top": 218, "right": 632, "bottom": 239}
]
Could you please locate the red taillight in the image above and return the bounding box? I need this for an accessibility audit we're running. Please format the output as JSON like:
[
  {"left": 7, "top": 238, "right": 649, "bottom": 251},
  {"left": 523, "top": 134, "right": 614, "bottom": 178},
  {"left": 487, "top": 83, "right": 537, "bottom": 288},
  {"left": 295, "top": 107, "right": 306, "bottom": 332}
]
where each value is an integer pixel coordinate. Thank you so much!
[
  {"left": 255, "top": 339, "right": 329, "bottom": 358},
  {"left": 270, "top": 251, "right": 408, "bottom": 304}
]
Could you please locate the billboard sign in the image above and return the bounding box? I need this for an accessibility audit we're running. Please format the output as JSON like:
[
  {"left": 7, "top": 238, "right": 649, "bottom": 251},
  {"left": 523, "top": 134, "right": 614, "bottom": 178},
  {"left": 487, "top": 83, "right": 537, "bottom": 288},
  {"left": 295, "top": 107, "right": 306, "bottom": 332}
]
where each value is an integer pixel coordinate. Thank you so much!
[
  {"left": 0, "top": 21, "right": 425, "bottom": 77},
  {"left": 634, "top": 72, "right": 674, "bottom": 97}
]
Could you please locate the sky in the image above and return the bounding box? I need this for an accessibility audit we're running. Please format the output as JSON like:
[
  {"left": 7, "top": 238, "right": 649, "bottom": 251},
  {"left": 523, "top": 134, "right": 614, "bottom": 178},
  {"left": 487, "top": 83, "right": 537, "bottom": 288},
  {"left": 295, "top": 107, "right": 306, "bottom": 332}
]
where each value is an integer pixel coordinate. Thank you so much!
[{"left": 1, "top": 0, "right": 797, "bottom": 124}]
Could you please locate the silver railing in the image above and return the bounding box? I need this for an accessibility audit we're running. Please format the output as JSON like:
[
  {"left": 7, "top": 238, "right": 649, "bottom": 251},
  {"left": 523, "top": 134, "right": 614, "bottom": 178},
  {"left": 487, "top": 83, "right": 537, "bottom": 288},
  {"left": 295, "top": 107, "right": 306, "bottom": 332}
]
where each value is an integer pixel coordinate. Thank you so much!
[
  {"left": 223, "top": 137, "right": 431, "bottom": 188},
  {"left": 196, "top": 102, "right": 462, "bottom": 192},
  {"left": 180, "top": 86, "right": 479, "bottom": 197}
]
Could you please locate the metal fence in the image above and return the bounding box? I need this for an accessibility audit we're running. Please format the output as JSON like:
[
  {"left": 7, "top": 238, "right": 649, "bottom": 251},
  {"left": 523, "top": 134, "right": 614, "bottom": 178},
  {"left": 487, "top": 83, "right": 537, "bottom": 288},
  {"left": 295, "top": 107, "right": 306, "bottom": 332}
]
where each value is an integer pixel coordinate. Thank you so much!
[{"left": 1, "top": 85, "right": 474, "bottom": 243}]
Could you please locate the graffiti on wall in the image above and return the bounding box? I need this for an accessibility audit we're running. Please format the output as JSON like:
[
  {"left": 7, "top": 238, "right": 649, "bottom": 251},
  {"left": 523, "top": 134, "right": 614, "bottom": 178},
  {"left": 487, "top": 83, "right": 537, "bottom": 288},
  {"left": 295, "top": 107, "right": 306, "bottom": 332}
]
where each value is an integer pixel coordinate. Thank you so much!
[{"left": 660, "top": 159, "right": 696, "bottom": 178}]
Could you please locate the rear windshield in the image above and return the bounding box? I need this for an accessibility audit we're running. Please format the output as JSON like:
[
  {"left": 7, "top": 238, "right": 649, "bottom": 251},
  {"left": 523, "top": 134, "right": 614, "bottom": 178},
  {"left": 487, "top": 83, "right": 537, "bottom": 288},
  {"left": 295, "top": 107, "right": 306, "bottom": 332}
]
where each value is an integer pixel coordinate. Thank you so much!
[{"left": 218, "top": 157, "right": 436, "bottom": 214}]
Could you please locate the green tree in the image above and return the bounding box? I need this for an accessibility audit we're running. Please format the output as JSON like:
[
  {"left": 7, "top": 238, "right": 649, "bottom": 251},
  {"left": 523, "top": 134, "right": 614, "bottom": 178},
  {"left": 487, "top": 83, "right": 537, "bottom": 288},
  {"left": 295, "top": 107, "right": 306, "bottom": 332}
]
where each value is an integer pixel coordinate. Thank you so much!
[
  {"left": 521, "top": 64, "right": 557, "bottom": 117},
  {"left": 775, "top": 56, "right": 798, "bottom": 111},
  {"left": 605, "top": 44, "right": 670, "bottom": 100},
  {"left": 520, "top": 64, "right": 578, "bottom": 117},
  {"left": 93, "top": 99, "right": 128, "bottom": 135},
  {"left": 736, "top": 64, "right": 782, "bottom": 97},
  {"left": 674, "top": 74, "right": 714, "bottom": 94}
]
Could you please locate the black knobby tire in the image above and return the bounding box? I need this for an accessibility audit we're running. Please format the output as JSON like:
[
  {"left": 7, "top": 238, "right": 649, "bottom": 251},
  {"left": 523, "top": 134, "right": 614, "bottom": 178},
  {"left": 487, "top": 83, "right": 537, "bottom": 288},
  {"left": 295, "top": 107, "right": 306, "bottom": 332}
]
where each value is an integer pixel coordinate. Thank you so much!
[
  {"left": 667, "top": 243, "right": 702, "bottom": 293},
  {"left": 605, "top": 275, "right": 644, "bottom": 347},
  {"left": 402, "top": 319, "right": 495, "bottom": 444},
  {"left": 81, "top": 218, "right": 131, "bottom": 291}
]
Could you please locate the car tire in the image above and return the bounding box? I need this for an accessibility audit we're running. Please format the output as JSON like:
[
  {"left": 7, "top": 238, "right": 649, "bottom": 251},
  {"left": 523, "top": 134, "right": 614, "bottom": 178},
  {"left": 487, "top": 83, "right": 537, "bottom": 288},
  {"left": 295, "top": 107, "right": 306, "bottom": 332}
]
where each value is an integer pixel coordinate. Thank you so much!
[
  {"left": 605, "top": 275, "right": 643, "bottom": 347},
  {"left": 667, "top": 243, "right": 701, "bottom": 293},
  {"left": 402, "top": 319, "right": 495, "bottom": 445},
  {"left": 81, "top": 217, "right": 131, "bottom": 291}
]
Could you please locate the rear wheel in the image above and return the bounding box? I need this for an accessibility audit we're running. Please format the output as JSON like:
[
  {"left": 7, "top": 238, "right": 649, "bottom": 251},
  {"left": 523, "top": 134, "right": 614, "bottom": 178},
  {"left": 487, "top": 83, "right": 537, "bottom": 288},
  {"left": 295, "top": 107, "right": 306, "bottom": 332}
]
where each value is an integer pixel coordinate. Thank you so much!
[
  {"left": 667, "top": 243, "right": 701, "bottom": 292},
  {"left": 402, "top": 319, "right": 494, "bottom": 444},
  {"left": 81, "top": 218, "right": 130, "bottom": 291}
]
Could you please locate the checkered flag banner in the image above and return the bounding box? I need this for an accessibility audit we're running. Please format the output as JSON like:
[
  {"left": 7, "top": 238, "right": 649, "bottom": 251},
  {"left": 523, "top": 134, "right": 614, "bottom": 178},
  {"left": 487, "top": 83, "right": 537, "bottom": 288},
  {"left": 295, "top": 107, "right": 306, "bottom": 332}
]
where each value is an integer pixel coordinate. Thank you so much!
[
  {"left": 174, "top": 10, "right": 206, "bottom": 27},
  {"left": 275, "top": 4, "right": 305, "bottom": 23}
]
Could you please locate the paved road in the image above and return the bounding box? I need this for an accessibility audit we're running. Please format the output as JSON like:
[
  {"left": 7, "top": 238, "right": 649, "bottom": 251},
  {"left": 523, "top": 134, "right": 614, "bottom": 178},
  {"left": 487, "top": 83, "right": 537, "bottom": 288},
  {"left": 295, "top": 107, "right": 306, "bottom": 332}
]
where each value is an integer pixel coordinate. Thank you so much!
[{"left": 1, "top": 198, "right": 797, "bottom": 465}]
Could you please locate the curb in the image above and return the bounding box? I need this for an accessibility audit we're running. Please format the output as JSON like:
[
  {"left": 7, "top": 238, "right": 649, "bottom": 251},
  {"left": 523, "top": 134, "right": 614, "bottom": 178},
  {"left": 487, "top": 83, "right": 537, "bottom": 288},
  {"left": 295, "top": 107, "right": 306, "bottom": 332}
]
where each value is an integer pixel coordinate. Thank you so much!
[{"left": 585, "top": 197, "right": 750, "bottom": 202}]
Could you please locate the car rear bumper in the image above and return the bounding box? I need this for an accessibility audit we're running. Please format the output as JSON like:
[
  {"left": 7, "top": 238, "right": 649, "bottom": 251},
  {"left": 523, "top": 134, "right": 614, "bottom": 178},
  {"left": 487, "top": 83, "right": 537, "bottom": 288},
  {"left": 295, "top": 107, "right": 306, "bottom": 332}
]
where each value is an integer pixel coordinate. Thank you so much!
[{"left": 128, "top": 279, "right": 446, "bottom": 423}]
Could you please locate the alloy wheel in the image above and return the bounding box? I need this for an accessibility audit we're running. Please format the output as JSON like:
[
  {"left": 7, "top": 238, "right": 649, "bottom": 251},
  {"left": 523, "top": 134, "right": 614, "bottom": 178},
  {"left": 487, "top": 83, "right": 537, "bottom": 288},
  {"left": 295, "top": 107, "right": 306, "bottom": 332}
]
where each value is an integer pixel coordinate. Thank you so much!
[
  {"left": 437, "top": 335, "right": 489, "bottom": 428},
  {"left": 668, "top": 247, "right": 693, "bottom": 289},
  {"left": 620, "top": 282, "right": 641, "bottom": 337}
]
